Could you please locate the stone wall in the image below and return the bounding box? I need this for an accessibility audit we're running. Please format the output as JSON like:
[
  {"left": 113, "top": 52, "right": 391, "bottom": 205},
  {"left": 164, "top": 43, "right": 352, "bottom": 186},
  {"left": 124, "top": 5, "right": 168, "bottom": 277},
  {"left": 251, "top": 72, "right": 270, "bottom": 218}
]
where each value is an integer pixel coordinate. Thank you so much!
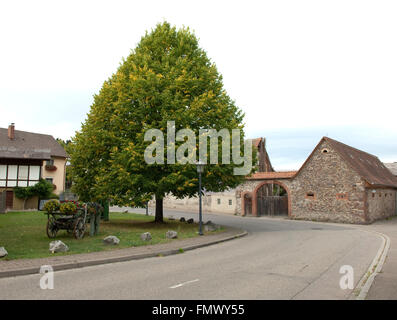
[
  {"left": 366, "top": 188, "right": 397, "bottom": 223},
  {"left": 287, "top": 140, "right": 368, "bottom": 224},
  {"left": 154, "top": 190, "right": 237, "bottom": 215}
]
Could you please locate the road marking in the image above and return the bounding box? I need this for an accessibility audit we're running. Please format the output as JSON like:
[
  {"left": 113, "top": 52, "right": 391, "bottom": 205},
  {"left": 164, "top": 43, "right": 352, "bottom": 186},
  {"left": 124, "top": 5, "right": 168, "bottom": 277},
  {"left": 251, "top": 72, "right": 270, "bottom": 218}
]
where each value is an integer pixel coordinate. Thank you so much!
[
  {"left": 170, "top": 279, "right": 199, "bottom": 289},
  {"left": 352, "top": 229, "right": 390, "bottom": 300}
]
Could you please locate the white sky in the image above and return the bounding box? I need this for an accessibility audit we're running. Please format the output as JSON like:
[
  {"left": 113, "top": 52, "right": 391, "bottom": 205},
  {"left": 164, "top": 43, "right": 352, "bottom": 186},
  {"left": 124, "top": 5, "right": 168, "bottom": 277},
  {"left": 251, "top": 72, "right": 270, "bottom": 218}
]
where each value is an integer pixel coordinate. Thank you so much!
[{"left": 1, "top": 0, "right": 396, "bottom": 170}]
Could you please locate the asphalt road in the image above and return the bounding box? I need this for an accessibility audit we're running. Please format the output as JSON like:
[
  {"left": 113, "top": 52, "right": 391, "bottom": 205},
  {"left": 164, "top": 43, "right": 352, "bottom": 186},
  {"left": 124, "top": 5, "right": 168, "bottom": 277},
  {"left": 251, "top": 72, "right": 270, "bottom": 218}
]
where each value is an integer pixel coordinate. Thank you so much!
[{"left": 0, "top": 208, "right": 382, "bottom": 300}]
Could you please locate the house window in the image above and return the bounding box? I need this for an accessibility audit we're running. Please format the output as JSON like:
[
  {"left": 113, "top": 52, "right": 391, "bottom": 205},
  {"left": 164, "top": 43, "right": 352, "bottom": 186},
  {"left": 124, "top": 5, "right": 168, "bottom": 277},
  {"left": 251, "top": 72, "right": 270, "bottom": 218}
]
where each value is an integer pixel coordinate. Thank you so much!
[
  {"left": 305, "top": 192, "right": 315, "bottom": 200},
  {"left": 46, "top": 159, "right": 54, "bottom": 166},
  {"left": 229, "top": 199, "right": 232, "bottom": 206},
  {"left": 322, "top": 148, "right": 329, "bottom": 154},
  {"left": 0, "top": 165, "right": 6, "bottom": 179},
  {"left": 45, "top": 178, "right": 53, "bottom": 184},
  {"left": 6, "top": 165, "right": 17, "bottom": 187},
  {"left": 0, "top": 164, "right": 41, "bottom": 187},
  {"left": 18, "top": 166, "right": 29, "bottom": 182},
  {"left": 217, "top": 198, "right": 221, "bottom": 205},
  {"left": 29, "top": 166, "right": 40, "bottom": 181},
  {"left": 0, "top": 165, "right": 6, "bottom": 187},
  {"left": 336, "top": 193, "right": 348, "bottom": 200}
]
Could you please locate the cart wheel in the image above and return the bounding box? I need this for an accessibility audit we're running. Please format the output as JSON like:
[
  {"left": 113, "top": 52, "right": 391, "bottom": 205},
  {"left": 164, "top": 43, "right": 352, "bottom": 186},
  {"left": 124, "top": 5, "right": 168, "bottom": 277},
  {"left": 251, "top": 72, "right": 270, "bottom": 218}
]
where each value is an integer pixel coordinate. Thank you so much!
[
  {"left": 46, "top": 216, "right": 58, "bottom": 238},
  {"left": 74, "top": 217, "right": 86, "bottom": 239}
]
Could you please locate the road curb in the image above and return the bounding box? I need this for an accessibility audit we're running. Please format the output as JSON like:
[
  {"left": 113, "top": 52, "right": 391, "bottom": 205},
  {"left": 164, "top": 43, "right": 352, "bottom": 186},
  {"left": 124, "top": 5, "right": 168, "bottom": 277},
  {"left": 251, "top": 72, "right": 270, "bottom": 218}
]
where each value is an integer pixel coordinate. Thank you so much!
[
  {"left": 351, "top": 229, "right": 390, "bottom": 300},
  {"left": 0, "top": 229, "right": 248, "bottom": 279}
]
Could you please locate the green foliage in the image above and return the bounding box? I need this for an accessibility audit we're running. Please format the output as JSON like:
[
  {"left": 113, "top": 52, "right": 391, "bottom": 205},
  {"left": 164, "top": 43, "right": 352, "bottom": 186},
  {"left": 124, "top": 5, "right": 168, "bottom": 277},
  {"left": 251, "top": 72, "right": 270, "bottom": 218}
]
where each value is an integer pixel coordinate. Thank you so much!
[
  {"left": 59, "top": 202, "right": 77, "bottom": 215},
  {"left": 14, "top": 179, "right": 54, "bottom": 209},
  {"left": 14, "top": 186, "right": 35, "bottom": 201},
  {"left": 33, "top": 179, "right": 54, "bottom": 198},
  {"left": 48, "top": 193, "right": 60, "bottom": 200},
  {"left": 43, "top": 199, "right": 60, "bottom": 214},
  {"left": 69, "top": 21, "right": 256, "bottom": 221}
]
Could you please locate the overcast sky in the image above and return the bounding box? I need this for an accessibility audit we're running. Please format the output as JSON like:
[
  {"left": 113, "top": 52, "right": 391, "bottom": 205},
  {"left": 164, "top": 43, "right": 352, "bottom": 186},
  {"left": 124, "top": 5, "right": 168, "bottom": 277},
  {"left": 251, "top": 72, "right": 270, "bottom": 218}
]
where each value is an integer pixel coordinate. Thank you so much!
[{"left": 1, "top": 0, "right": 396, "bottom": 170}]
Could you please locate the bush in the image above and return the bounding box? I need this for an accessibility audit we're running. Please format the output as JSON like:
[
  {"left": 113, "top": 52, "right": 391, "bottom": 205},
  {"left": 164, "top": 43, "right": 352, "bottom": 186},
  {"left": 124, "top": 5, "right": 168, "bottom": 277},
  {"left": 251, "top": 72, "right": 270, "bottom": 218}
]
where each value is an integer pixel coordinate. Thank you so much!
[
  {"left": 48, "top": 193, "right": 59, "bottom": 200},
  {"left": 14, "top": 179, "right": 54, "bottom": 210},
  {"left": 59, "top": 202, "right": 77, "bottom": 215},
  {"left": 32, "top": 179, "right": 54, "bottom": 198},
  {"left": 43, "top": 200, "right": 60, "bottom": 214}
]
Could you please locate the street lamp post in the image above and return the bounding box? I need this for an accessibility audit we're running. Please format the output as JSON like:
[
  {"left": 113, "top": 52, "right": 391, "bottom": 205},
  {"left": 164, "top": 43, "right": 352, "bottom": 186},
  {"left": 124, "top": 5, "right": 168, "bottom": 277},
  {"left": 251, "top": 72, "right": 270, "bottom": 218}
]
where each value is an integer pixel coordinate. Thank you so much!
[{"left": 196, "top": 160, "right": 205, "bottom": 236}]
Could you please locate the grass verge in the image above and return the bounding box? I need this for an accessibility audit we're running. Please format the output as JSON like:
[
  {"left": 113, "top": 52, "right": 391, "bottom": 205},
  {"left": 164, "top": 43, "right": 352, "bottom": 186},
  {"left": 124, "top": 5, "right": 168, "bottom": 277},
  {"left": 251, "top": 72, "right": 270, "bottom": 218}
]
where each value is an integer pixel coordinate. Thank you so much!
[{"left": 0, "top": 211, "right": 223, "bottom": 260}]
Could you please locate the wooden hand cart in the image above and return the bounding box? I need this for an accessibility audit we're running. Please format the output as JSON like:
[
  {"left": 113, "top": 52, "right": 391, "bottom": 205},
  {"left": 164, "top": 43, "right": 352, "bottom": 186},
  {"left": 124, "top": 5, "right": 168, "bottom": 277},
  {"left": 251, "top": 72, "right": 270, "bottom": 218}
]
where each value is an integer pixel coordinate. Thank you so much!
[{"left": 46, "top": 206, "right": 87, "bottom": 239}]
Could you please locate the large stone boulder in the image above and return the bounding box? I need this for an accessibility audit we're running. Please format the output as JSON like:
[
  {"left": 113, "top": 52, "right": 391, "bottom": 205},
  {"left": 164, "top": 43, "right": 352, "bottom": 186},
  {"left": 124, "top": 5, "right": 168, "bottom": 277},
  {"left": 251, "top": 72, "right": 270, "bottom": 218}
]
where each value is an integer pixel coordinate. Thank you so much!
[
  {"left": 103, "top": 235, "right": 120, "bottom": 245},
  {"left": 204, "top": 222, "right": 220, "bottom": 232},
  {"left": 0, "top": 247, "right": 8, "bottom": 258},
  {"left": 49, "top": 241, "right": 69, "bottom": 253},
  {"left": 186, "top": 218, "right": 194, "bottom": 224},
  {"left": 166, "top": 230, "right": 178, "bottom": 239},
  {"left": 140, "top": 232, "right": 152, "bottom": 241}
]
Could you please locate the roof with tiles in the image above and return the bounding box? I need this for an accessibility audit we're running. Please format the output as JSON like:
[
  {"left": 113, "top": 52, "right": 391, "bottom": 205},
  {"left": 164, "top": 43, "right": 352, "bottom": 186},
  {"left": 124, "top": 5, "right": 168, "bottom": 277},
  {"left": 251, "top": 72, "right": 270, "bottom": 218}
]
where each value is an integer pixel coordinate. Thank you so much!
[
  {"left": 310, "top": 137, "right": 397, "bottom": 188},
  {"left": 0, "top": 127, "right": 68, "bottom": 160},
  {"left": 247, "top": 171, "right": 297, "bottom": 180}
]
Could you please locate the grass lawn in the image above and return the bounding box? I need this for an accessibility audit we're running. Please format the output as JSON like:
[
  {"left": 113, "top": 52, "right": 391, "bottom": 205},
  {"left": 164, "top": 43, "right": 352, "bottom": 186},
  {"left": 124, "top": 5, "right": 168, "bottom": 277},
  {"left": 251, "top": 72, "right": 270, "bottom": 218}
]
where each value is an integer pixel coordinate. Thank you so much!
[{"left": 0, "top": 211, "right": 223, "bottom": 260}]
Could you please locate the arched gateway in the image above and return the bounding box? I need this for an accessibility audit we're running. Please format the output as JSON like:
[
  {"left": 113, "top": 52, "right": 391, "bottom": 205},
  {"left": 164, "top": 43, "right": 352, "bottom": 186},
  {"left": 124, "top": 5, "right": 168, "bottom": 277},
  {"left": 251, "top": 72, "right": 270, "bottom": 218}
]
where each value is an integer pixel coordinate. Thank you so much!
[{"left": 236, "top": 172, "right": 296, "bottom": 217}]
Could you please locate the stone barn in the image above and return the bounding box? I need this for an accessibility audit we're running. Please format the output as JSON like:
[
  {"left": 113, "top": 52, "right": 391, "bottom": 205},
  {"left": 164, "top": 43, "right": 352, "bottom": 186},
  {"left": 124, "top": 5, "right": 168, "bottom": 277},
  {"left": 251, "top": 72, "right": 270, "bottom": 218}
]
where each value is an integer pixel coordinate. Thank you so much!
[{"left": 237, "top": 137, "right": 397, "bottom": 224}]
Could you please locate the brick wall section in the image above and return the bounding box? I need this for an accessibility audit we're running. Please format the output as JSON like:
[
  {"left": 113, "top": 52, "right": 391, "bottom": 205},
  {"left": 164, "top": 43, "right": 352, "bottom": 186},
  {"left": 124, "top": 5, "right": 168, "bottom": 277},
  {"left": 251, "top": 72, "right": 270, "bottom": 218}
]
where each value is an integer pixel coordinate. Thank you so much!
[
  {"left": 287, "top": 140, "right": 368, "bottom": 224},
  {"left": 366, "top": 188, "right": 397, "bottom": 222}
]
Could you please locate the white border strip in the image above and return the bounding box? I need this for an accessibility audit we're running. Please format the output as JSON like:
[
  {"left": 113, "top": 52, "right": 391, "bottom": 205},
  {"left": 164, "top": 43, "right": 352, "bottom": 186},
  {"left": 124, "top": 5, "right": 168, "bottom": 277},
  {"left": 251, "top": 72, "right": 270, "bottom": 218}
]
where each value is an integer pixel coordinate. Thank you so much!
[
  {"left": 353, "top": 230, "right": 390, "bottom": 300},
  {"left": 170, "top": 279, "right": 200, "bottom": 289}
]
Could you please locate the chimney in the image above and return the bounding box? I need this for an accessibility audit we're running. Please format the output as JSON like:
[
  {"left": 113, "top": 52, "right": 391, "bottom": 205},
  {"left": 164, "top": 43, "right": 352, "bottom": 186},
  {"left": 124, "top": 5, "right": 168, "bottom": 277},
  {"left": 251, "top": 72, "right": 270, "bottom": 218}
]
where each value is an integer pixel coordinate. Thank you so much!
[{"left": 8, "top": 123, "right": 15, "bottom": 140}]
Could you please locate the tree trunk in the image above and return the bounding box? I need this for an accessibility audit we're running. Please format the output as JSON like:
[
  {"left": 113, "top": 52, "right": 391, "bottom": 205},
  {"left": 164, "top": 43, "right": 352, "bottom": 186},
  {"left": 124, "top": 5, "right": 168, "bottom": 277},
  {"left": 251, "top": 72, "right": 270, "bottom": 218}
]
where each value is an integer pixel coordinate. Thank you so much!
[{"left": 155, "top": 195, "right": 164, "bottom": 223}]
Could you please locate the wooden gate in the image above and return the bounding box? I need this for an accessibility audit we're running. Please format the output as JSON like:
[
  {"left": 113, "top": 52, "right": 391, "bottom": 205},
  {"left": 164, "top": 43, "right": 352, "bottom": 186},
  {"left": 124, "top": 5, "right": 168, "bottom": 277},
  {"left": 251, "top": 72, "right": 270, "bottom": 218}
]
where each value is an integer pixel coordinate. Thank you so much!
[
  {"left": 257, "top": 195, "right": 288, "bottom": 216},
  {"left": 5, "top": 191, "right": 13, "bottom": 209},
  {"left": 0, "top": 191, "right": 6, "bottom": 213},
  {"left": 244, "top": 194, "right": 252, "bottom": 215}
]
